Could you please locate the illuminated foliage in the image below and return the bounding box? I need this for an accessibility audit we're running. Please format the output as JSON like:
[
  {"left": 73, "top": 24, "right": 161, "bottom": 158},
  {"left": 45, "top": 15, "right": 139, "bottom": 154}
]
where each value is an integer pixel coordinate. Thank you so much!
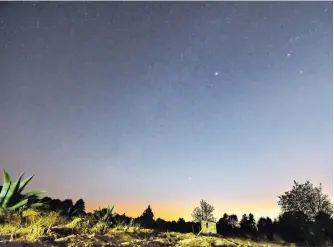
[
  {"left": 191, "top": 199, "right": 215, "bottom": 222},
  {"left": 278, "top": 180, "right": 333, "bottom": 220},
  {"left": 0, "top": 169, "right": 46, "bottom": 211}
]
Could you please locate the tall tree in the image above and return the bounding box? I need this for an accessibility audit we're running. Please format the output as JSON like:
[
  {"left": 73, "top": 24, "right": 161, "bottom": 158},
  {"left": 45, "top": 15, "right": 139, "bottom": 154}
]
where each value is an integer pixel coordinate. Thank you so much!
[
  {"left": 248, "top": 213, "right": 257, "bottom": 233},
  {"left": 278, "top": 180, "right": 333, "bottom": 220},
  {"left": 240, "top": 214, "right": 249, "bottom": 234},
  {"left": 217, "top": 213, "right": 230, "bottom": 235},
  {"left": 257, "top": 217, "right": 267, "bottom": 234},
  {"left": 257, "top": 217, "right": 273, "bottom": 240},
  {"left": 240, "top": 214, "right": 256, "bottom": 235},
  {"left": 191, "top": 199, "right": 215, "bottom": 222},
  {"left": 139, "top": 205, "right": 155, "bottom": 228}
]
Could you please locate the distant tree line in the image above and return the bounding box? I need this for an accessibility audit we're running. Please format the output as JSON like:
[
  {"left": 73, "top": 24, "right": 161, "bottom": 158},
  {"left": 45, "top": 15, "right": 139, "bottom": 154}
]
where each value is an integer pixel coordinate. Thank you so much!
[{"left": 33, "top": 180, "right": 332, "bottom": 246}]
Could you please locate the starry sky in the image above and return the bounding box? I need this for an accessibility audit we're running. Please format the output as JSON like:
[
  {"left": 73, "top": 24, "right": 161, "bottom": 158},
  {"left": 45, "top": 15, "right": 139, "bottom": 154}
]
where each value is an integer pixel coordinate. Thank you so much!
[{"left": 0, "top": 2, "right": 332, "bottom": 221}]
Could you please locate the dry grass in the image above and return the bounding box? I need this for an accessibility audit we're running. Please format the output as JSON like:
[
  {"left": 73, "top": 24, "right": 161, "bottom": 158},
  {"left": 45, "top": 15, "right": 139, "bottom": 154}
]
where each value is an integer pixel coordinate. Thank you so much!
[{"left": 0, "top": 210, "right": 295, "bottom": 247}]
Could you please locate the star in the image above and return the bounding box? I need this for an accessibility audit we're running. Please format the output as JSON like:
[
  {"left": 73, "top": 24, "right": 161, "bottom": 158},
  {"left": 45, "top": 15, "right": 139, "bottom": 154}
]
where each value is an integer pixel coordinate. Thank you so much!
[{"left": 214, "top": 72, "right": 219, "bottom": 76}]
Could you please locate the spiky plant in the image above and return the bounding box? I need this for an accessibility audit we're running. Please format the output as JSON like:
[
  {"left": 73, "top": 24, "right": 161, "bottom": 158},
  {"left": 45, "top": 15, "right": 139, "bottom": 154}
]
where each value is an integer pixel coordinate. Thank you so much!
[
  {"left": 0, "top": 169, "right": 46, "bottom": 211},
  {"left": 93, "top": 205, "right": 116, "bottom": 227},
  {"left": 63, "top": 199, "right": 86, "bottom": 218}
]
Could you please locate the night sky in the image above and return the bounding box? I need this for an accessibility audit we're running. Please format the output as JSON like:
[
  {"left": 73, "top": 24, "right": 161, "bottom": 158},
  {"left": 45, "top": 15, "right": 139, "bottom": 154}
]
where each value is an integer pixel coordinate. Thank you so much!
[{"left": 0, "top": 2, "right": 332, "bottom": 221}]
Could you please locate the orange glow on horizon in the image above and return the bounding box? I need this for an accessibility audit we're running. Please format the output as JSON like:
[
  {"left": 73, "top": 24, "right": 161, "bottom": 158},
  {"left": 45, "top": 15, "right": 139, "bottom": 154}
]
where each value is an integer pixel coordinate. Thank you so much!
[{"left": 86, "top": 199, "right": 281, "bottom": 221}]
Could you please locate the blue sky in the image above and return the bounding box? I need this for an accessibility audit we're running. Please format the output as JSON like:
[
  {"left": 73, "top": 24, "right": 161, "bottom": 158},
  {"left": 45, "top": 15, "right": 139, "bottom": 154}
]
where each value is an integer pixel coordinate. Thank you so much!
[{"left": 0, "top": 2, "right": 332, "bottom": 220}]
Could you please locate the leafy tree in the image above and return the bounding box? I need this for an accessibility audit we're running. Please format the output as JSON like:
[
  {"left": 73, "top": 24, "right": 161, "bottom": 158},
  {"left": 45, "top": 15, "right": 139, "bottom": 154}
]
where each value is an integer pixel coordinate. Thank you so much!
[
  {"left": 191, "top": 199, "right": 215, "bottom": 222},
  {"left": 278, "top": 180, "right": 333, "bottom": 220}
]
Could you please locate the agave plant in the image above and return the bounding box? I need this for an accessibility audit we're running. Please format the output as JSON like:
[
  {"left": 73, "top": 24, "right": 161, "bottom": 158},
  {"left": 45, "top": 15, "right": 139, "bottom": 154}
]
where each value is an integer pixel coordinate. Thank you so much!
[
  {"left": 93, "top": 205, "right": 116, "bottom": 227},
  {"left": 0, "top": 169, "right": 46, "bottom": 211},
  {"left": 63, "top": 199, "right": 86, "bottom": 218}
]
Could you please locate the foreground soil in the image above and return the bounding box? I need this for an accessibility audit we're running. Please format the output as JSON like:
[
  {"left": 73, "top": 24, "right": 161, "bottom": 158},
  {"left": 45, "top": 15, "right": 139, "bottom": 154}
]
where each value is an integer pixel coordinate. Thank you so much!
[
  {"left": 0, "top": 210, "right": 295, "bottom": 247},
  {"left": 0, "top": 229, "right": 294, "bottom": 247}
]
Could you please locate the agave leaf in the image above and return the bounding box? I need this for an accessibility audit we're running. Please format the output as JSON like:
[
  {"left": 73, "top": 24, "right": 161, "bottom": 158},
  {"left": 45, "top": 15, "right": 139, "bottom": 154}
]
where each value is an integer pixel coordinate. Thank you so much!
[
  {"left": 2, "top": 173, "right": 24, "bottom": 208},
  {"left": 18, "top": 175, "right": 34, "bottom": 194},
  {"left": 67, "top": 206, "right": 72, "bottom": 215},
  {"left": 23, "top": 190, "right": 47, "bottom": 199},
  {"left": 71, "top": 208, "right": 80, "bottom": 217},
  {"left": 7, "top": 199, "right": 29, "bottom": 211},
  {"left": 30, "top": 202, "right": 44, "bottom": 208},
  {"left": 0, "top": 170, "right": 11, "bottom": 205}
]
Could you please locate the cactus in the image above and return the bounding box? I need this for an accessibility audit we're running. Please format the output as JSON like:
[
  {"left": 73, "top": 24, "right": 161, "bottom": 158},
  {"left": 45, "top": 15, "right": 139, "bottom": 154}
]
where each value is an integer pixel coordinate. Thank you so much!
[{"left": 0, "top": 169, "right": 46, "bottom": 211}]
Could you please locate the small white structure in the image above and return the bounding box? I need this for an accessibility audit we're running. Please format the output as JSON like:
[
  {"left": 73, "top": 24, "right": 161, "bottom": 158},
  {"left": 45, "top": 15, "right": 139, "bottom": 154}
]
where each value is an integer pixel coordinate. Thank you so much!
[{"left": 201, "top": 220, "right": 217, "bottom": 234}]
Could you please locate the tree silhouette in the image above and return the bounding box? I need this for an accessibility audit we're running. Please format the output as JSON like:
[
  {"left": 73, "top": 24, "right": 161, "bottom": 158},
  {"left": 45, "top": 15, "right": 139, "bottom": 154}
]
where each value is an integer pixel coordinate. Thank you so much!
[
  {"left": 228, "top": 214, "right": 239, "bottom": 236},
  {"left": 248, "top": 213, "right": 257, "bottom": 233},
  {"left": 155, "top": 218, "right": 167, "bottom": 231},
  {"left": 278, "top": 180, "right": 333, "bottom": 220},
  {"left": 257, "top": 217, "right": 273, "bottom": 240},
  {"left": 176, "top": 218, "right": 188, "bottom": 232},
  {"left": 49, "top": 199, "right": 62, "bottom": 211},
  {"left": 257, "top": 217, "right": 267, "bottom": 234},
  {"left": 138, "top": 205, "right": 155, "bottom": 228},
  {"left": 240, "top": 214, "right": 248, "bottom": 235},
  {"left": 228, "top": 214, "right": 238, "bottom": 228},
  {"left": 191, "top": 199, "right": 215, "bottom": 222},
  {"left": 217, "top": 213, "right": 230, "bottom": 235},
  {"left": 277, "top": 211, "right": 310, "bottom": 243},
  {"left": 315, "top": 211, "right": 333, "bottom": 239},
  {"left": 115, "top": 213, "right": 132, "bottom": 225},
  {"left": 240, "top": 213, "right": 256, "bottom": 236}
]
